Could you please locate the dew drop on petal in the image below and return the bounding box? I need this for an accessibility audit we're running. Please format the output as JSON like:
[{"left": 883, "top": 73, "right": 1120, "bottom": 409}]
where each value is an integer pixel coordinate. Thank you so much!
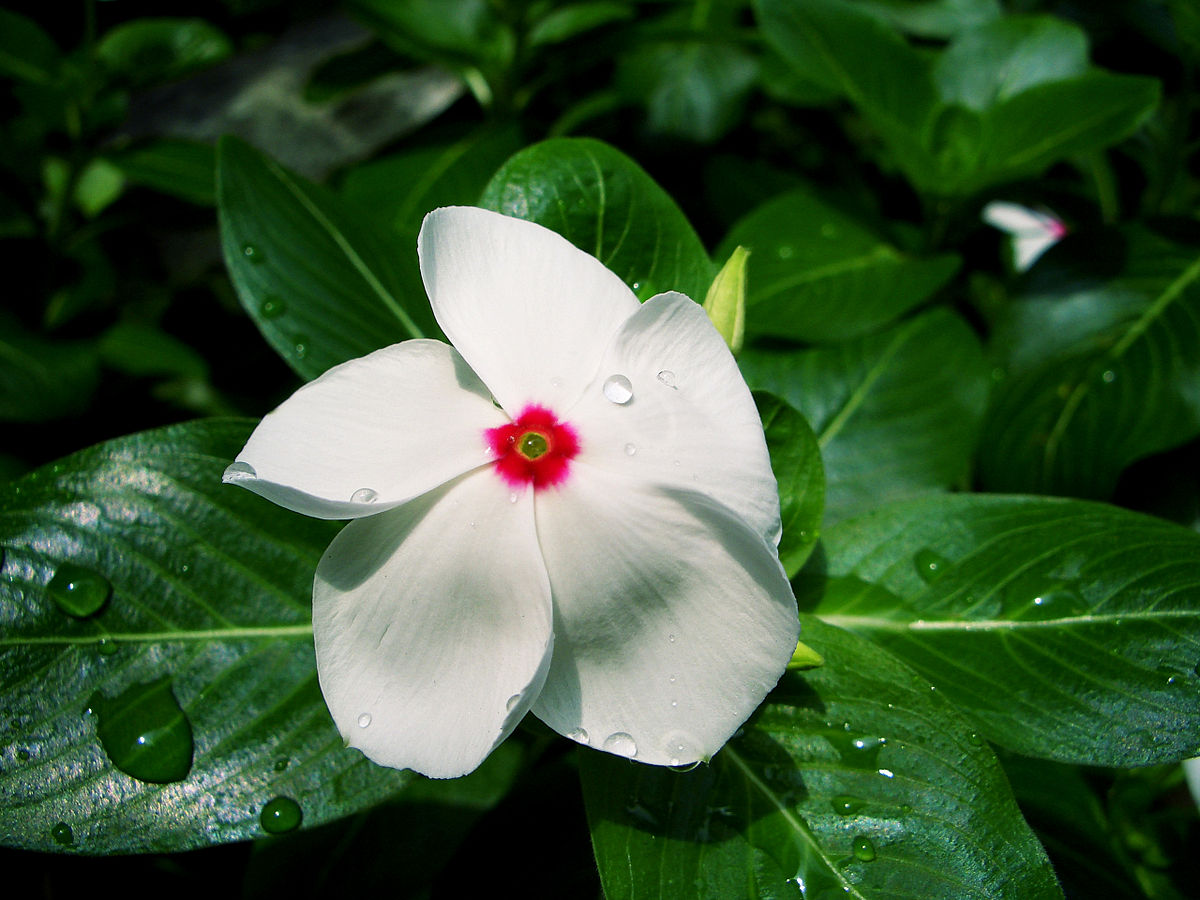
[
  {"left": 567, "top": 728, "right": 590, "bottom": 745},
  {"left": 509, "top": 492, "right": 519, "bottom": 504},
  {"left": 668, "top": 633, "right": 676, "bottom": 643},
  {"left": 223, "top": 461, "right": 257, "bottom": 481},
  {"left": 357, "top": 713, "right": 371, "bottom": 728},
  {"left": 624, "top": 443, "right": 637, "bottom": 456},
  {"left": 602, "top": 732, "right": 638, "bottom": 758},
  {"left": 602, "top": 374, "right": 634, "bottom": 404},
  {"left": 350, "top": 488, "right": 378, "bottom": 504},
  {"left": 656, "top": 370, "right": 677, "bottom": 388},
  {"left": 506, "top": 694, "right": 521, "bottom": 713}
]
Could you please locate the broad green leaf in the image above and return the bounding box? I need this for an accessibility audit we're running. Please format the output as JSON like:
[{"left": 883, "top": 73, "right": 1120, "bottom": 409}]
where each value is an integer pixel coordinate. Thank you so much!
[
  {"left": 96, "top": 18, "right": 232, "bottom": 87},
  {"left": 0, "top": 312, "right": 98, "bottom": 423},
  {"left": 98, "top": 321, "right": 208, "bottom": 380},
  {"left": 739, "top": 309, "right": 988, "bottom": 525},
  {"left": 73, "top": 158, "right": 126, "bottom": 219},
  {"left": 480, "top": 138, "right": 715, "bottom": 302},
  {"left": 718, "top": 189, "right": 959, "bottom": 342},
  {"left": 582, "top": 615, "right": 1062, "bottom": 900},
  {"left": 979, "top": 225, "right": 1200, "bottom": 498},
  {"left": 217, "top": 136, "right": 437, "bottom": 382},
  {"left": 799, "top": 493, "right": 1200, "bottom": 766},
  {"left": 617, "top": 39, "right": 759, "bottom": 143},
  {"left": 528, "top": 2, "right": 635, "bottom": 47},
  {"left": 111, "top": 140, "right": 217, "bottom": 206},
  {"left": 0, "top": 9, "right": 62, "bottom": 85},
  {"left": 755, "top": 393, "right": 824, "bottom": 576},
  {"left": 350, "top": 0, "right": 514, "bottom": 72},
  {"left": 848, "top": 0, "right": 1000, "bottom": 38},
  {"left": 933, "top": 16, "right": 1089, "bottom": 112},
  {"left": 0, "top": 419, "right": 424, "bottom": 853}
]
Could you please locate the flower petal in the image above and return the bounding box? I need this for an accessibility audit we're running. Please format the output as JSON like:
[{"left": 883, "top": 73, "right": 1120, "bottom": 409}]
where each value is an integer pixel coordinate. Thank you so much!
[
  {"left": 313, "top": 470, "right": 554, "bottom": 778},
  {"left": 566, "top": 291, "right": 782, "bottom": 546},
  {"left": 225, "top": 340, "right": 506, "bottom": 519},
  {"left": 419, "top": 207, "right": 640, "bottom": 414},
  {"left": 531, "top": 466, "right": 798, "bottom": 766}
]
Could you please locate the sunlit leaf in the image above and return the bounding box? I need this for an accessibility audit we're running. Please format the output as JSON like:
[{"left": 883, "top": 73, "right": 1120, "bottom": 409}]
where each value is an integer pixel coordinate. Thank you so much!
[{"left": 755, "top": 393, "right": 824, "bottom": 576}]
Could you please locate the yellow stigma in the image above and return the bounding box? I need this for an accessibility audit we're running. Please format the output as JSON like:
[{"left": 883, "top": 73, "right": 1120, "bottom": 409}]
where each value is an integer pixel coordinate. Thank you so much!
[{"left": 517, "top": 431, "right": 550, "bottom": 459}]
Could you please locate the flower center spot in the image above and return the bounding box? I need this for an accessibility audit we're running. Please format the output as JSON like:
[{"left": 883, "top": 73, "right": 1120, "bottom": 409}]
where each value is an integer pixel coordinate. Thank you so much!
[
  {"left": 485, "top": 405, "right": 580, "bottom": 490},
  {"left": 518, "top": 431, "right": 549, "bottom": 460}
]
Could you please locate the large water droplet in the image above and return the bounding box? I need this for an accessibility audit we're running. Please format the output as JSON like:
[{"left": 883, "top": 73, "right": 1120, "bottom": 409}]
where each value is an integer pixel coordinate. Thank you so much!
[
  {"left": 260, "top": 796, "right": 303, "bottom": 834},
  {"left": 1101, "top": 369, "right": 1116, "bottom": 384},
  {"left": 87, "top": 677, "right": 193, "bottom": 784},
  {"left": 602, "top": 375, "right": 634, "bottom": 404},
  {"left": 506, "top": 693, "right": 521, "bottom": 713},
  {"left": 851, "top": 835, "right": 876, "bottom": 862},
  {"left": 829, "top": 733, "right": 887, "bottom": 769},
  {"left": 274, "top": 757, "right": 289, "bottom": 772},
  {"left": 567, "top": 728, "right": 590, "bottom": 745},
  {"left": 47, "top": 563, "right": 110, "bottom": 618},
  {"left": 624, "top": 443, "right": 637, "bottom": 456},
  {"left": 602, "top": 732, "right": 638, "bottom": 758},
  {"left": 259, "top": 297, "right": 285, "bottom": 319},
  {"left": 50, "top": 822, "right": 74, "bottom": 846},
  {"left": 656, "top": 370, "right": 677, "bottom": 389},
  {"left": 350, "top": 488, "right": 378, "bottom": 504},
  {"left": 831, "top": 794, "right": 865, "bottom": 815},
  {"left": 223, "top": 460, "right": 257, "bottom": 481},
  {"left": 914, "top": 548, "right": 949, "bottom": 583},
  {"left": 357, "top": 713, "right": 372, "bottom": 728},
  {"left": 1024, "top": 585, "right": 1086, "bottom": 621}
]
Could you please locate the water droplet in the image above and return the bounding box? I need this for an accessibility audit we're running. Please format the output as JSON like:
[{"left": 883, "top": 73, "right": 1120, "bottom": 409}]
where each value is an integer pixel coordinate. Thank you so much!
[
  {"left": 668, "top": 633, "right": 676, "bottom": 643},
  {"left": 602, "top": 374, "right": 634, "bottom": 404},
  {"left": 668, "top": 674, "right": 677, "bottom": 684},
  {"left": 670, "top": 699, "right": 678, "bottom": 708},
  {"left": 509, "top": 492, "right": 519, "bottom": 504},
  {"left": 16, "top": 748, "right": 30, "bottom": 761},
  {"left": 350, "top": 488, "right": 378, "bottom": 504},
  {"left": 293, "top": 339, "right": 309, "bottom": 360},
  {"left": 776, "top": 245, "right": 795, "bottom": 259},
  {"left": 602, "top": 732, "right": 638, "bottom": 758},
  {"left": 829, "top": 733, "right": 887, "bottom": 769},
  {"left": 274, "top": 757, "right": 289, "bottom": 772},
  {"left": 851, "top": 835, "right": 876, "bottom": 862},
  {"left": 357, "top": 713, "right": 371, "bottom": 728},
  {"left": 966, "top": 731, "right": 983, "bottom": 746},
  {"left": 242, "top": 244, "right": 264, "bottom": 263},
  {"left": 47, "top": 563, "right": 111, "bottom": 618},
  {"left": 624, "top": 443, "right": 637, "bottom": 456},
  {"left": 259, "top": 297, "right": 285, "bottom": 319},
  {"left": 567, "top": 728, "right": 590, "bottom": 745},
  {"left": 1101, "top": 369, "right": 1116, "bottom": 384},
  {"left": 260, "top": 796, "right": 302, "bottom": 834},
  {"left": 656, "top": 370, "right": 677, "bottom": 388},
  {"left": 223, "top": 460, "right": 257, "bottom": 481},
  {"left": 506, "top": 694, "right": 521, "bottom": 712},
  {"left": 97, "top": 638, "right": 119, "bottom": 656},
  {"left": 669, "top": 760, "right": 702, "bottom": 772},
  {"left": 87, "top": 677, "right": 193, "bottom": 784},
  {"left": 831, "top": 794, "right": 865, "bottom": 815},
  {"left": 914, "top": 548, "right": 949, "bottom": 583},
  {"left": 50, "top": 822, "right": 74, "bottom": 846}
]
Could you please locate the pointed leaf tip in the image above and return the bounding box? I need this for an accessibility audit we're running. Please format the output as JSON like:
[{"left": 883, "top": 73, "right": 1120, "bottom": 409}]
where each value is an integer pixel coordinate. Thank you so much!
[{"left": 703, "top": 246, "right": 748, "bottom": 353}]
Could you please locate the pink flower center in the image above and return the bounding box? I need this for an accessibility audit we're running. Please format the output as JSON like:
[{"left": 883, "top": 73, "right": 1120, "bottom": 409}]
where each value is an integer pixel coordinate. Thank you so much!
[{"left": 485, "top": 404, "right": 580, "bottom": 489}]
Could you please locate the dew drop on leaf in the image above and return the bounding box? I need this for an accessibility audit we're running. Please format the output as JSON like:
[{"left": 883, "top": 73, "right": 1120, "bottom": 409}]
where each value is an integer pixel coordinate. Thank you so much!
[
  {"left": 274, "top": 757, "right": 289, "bottom": 772},
  {"left": 97, "top": 638, "right": 119, "bottom": 656},
  {"left": 87, "top": 677, "right": 193, "bottom": 784},
  {"left": 242, "top": 244, "right": 264, "bottom": 263},
  {"left": 602, "top": 732, "right": 637, "bottom": 758},
  {"left": 259, "top": 297, "right": 286, "bottom": 319},
  {"left": 47, "top": 563, "right": 111, "bottom": 618},
  {"left": 260, "top": 796, "right": 302, "bottom": 834},
  {"left": 17, "top": 749, "right": 30, "bottom": 761},
  {"left": 50, "top": 822, "right": 74, "bottom": 846},
  {"left": 602, "top": 374, "right": 633, "bottom": 404},
  {"left": 851, "top": 835, "right": 876, "bottom": 862},
  {"left": 913, "top": 548, "right": 949, "bottom": 584},
  {"left": 831, "top": 794, "right": 865, "bottom": 815}
]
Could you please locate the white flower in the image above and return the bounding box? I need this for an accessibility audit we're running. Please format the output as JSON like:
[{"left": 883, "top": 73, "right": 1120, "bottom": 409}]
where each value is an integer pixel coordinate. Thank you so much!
[
  {"left": 982, "top": 201, "right": 1068, "bottom": 272},
  {"left": 224, "top": 206, "right": 798, "bottom": 778}
]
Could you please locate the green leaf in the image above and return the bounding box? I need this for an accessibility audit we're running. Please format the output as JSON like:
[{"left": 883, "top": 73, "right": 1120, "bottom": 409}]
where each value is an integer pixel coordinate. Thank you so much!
[
  {"left": 479, "top": 137, "right": 715, "bottom": 302},
  {"left": 528, "top": 2, "right": 636, "bottom": 47},
  {"left": 799, "top": 493, "right": 1200, "bottom": 766},
  {"left": 0, "top": 311, "right": 98, "bottom": 423},
  {"left": 718, "top": 189, "right": 960, "bottom": 342},
  {"left": 755, "top": 393, "right": 824, "bottom": 576},
  {"left": 0, "top": 419, "right": 424, "bottom": 853},
  {"left": 933, "top": 15, "right": 1089, "bottom": 112},
  {"left": 350, "top": 0, "right": 514, "bottom": 72},
  {"left": 739, "top": 309, "right": 988, "bottom": 525},
  {"left": 979, "top": 225, "right": 1200, "bottom": 498},
  {"left": 96, "top": 18, "right": 232, "bottom": 87},
  {"left": 110, "top": 140, "right": 217, "bottom": 206},
  {"left": 217, "top": 136, "right": 437, "bottom": 381},
  {"left": 98, "top": 321, "right": 208, "bottom": 380},
  {"left": 848, "top": 0, "right": 1000, "bottom": 38},
  {"left": 582, "top": 615, "right": 1062, "bottom": 900},
  {"left": 617, "top": 39, "right": 759, "bottom": 143},
  {"left": 0, "top": 9, "right": 62, "bottom": 85}
]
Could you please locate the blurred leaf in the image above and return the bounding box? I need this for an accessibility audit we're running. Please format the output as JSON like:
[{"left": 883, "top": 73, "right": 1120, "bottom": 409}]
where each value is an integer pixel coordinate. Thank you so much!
[
  {"left": 96, "top": 18, "right": 232, "bottom": 87},
  {"left": 979, "top": 225, "right": 1200, "bottom": 498},
  {"left": 617, "top": 39, "right": 759, "bottom": 143},
  {"left": 848, "top": 0, "right": 1000, "bottom": 38},
  {"left": 933, "top": 16, "right": 1089, "bottom": 112},
  {"left": 528, "top": 1, "right": 635, "bottom": 47},
  {"left": 0, "top": 419, "right": 425, "bottom": 853},
  {"left": 98, "top": 321, "right": 208, "bottom": 380},
  {"left": 0, "top": 8, "right": 62, "bottom": 85},
  {"left": 582, "top": 615, "right": 1062, "bottom": 900},
  {"left": 73, "top": 158, "right": 126, "bottom": 219},
  {"left": 480, "top": 137, "right": 715, "bottom": 302},
  {"left": 216, "top": 136, "right": 437, "bottom": 382},
  {"left": 350, "top": 0, "right": 514, "bottom": 72},
  {"left": 739, "top": 309, "right": 988, "bottom": 525},
  {"left": 755, "top": 393, "right": 824, "bottom": 576},
  {"left": 718, "top": 189, "right": 959, "bottom": 342},
  {"left": 110, "top": 139, "right": 217, "bottom": 206},
  {"left": 799, "top": 493, "right": 1200, "bottom": 766},
  {"left": 0, "top": 312, "right": 98, "bottom": 423}
]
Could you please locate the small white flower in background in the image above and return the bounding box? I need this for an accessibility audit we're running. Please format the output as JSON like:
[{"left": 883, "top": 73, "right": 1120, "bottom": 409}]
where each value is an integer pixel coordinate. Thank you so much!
[
  {"left": 225, "top": 206, "right": 798, "bottom": 778},
  {"left": 982, "top": 201, "right": 1068, "bottom": 272}
]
